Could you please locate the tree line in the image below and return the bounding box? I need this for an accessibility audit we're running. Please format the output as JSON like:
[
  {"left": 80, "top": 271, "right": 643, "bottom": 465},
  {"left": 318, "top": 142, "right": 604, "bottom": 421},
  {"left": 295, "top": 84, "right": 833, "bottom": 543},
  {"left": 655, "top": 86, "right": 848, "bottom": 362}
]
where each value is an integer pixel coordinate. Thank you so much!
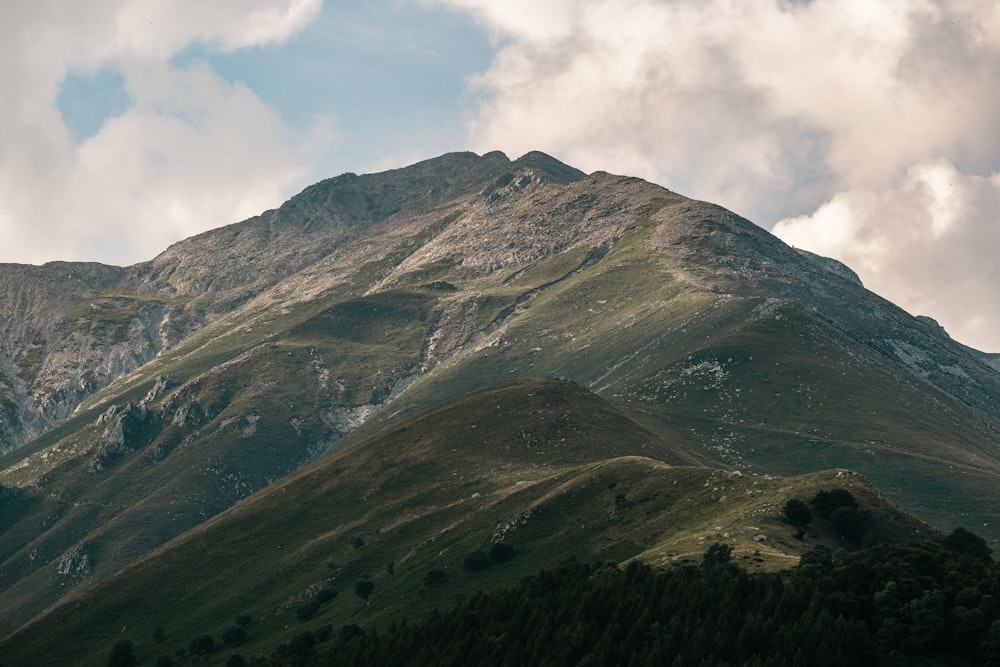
[{"left": 241, "top": 532, "right": 1000, "bottom": 666}]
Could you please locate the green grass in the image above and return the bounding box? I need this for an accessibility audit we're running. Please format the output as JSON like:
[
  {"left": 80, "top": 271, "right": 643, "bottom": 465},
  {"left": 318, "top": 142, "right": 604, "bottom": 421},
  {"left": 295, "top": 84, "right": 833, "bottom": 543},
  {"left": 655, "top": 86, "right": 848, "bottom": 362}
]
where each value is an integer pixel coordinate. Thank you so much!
[
  {"left": 505, "top": 245, "right": 593, "bottom": 290},
  {"left": 0, "top": 281, "right": 450, "bottom": 638},
  {"left": 0, "top": 379, "right": 937, "bottom": 666}
]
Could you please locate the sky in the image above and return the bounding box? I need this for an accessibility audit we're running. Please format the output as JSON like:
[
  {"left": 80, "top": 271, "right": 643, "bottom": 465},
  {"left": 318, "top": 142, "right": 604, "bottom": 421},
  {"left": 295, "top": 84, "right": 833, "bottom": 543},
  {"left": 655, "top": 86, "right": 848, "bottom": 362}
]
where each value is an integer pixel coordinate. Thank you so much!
[{"left": 2, "top": 1, "right": 999, "bottom": 352}]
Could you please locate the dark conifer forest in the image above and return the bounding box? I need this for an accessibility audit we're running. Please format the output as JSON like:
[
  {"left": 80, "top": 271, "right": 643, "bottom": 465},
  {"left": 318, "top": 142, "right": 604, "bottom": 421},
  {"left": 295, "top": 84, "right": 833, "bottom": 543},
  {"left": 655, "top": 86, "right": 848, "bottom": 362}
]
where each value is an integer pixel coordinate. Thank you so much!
[{"left": 239, "top": 537, "right": 1000, "bottom": 667}]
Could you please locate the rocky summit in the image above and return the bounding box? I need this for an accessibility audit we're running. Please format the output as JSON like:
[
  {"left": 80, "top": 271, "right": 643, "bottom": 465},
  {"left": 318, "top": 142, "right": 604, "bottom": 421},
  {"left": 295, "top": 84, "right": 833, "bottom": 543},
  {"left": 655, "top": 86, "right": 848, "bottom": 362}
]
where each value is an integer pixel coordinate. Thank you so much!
[{"left": 1, "top": 151, "right": 1000, "bottom": 660}]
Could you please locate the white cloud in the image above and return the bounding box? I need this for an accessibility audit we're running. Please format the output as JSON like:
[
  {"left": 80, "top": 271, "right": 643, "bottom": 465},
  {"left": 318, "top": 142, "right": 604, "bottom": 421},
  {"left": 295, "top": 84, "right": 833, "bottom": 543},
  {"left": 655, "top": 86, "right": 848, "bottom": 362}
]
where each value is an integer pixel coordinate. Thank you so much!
[
  {"left": 0, "top": 0, "right": 328, "bottom": 266},
  {"left": 774, "top": 161, "right": 1000, "bottom": 352},
  {"left": 434, "top": 0, "right": 1000, "bottom": 350}
]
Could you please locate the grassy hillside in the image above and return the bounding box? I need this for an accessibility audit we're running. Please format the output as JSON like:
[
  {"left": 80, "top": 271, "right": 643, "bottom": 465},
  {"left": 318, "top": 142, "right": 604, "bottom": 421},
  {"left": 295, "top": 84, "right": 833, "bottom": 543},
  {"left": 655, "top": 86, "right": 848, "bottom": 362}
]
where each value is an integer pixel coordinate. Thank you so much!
[
  {"left": 0, "top": 379, "right": 937, "bottom": 666},
  {"left": 1, "top": 151, "right": 999, "bottom": 662}
]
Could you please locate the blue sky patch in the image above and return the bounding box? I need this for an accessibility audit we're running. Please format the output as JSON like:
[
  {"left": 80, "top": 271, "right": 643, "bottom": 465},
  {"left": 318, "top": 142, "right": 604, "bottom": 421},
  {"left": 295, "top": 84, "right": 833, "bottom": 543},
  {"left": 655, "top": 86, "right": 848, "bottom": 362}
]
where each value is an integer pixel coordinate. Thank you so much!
[
  {"left": 170, "top": 1, "right": 493, "bottom": 177},
  {"left": 57, "top": 68, "right": 131, "bottom": 143}
]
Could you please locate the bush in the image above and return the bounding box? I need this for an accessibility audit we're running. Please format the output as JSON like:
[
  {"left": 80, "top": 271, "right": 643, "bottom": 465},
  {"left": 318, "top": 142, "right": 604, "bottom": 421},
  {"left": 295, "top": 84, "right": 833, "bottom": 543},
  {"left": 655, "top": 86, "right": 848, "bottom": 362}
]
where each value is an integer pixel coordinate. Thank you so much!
[
  {"left": 783, "top": 498, "right": 812, "bottom": 527},
  {"left": 154, "top": 656, "right": 174, "bottom": 667},
  {"left": 811, "top": 489, "right": 857, "bottom": 519},
  {"left": 354, "top": 579, "right": 375, "bottom": 600},
  {"left": 702, "top": 543, "right": 733, "bottom": 571},
  {"left": 188, "top": 634, "right": 215, "bottom": 657},
  {"left": 796, "top": 545, "right": 834, "bottom": 577},
  {"left": 944, "top": 527, "right": 993, "bottom": 561},
  {"left": 225, "top": 656, "right": 247, "bottom": 667}
]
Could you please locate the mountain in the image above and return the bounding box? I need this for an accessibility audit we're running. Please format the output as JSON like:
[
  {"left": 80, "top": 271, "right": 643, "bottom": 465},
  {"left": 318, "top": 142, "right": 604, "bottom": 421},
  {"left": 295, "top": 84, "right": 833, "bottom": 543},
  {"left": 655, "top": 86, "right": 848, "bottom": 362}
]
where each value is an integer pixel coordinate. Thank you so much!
[
  {"left": 1, "top": 150, "right": 999, "bottom": 650},
  {"left": 0, "top": 151, "right": 528, "bottom": 451},
  {"left": 0, "top": 378, "right": 935, "bottom": 666}
]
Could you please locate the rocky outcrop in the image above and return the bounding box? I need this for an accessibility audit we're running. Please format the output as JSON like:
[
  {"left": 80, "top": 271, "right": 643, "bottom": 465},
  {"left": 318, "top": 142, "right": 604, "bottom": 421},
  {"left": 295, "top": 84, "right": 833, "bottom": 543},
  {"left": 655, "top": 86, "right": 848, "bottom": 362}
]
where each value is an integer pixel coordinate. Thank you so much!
[
  {"left": 795, "top": 248, "right": 864, "bottom": 287},
  {"left": 0, "top": 152, "right": 586, "bottom": 453},
  {"left": 89, "top": 401, "right": 159, "bottom": 472},
  {"left": 55, "top": 543, "right": 91, "bottom": 578},
  {"left": 0, "top": 275, "right": 193, "bottom": 453}
]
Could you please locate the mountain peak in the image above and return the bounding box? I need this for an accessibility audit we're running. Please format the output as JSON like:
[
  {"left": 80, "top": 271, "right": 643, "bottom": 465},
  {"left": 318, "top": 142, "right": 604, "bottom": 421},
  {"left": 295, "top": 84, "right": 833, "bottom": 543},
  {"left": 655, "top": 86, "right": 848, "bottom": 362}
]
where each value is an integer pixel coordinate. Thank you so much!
[
  {"left": 795, "top": 248, "right": 863, "bottom": 287},
  {"left": 3, "top": 149, "right": 1000, "bottom": 651},
  {"left": 512, "top": 150, "right": 588, "bottom": 184}
]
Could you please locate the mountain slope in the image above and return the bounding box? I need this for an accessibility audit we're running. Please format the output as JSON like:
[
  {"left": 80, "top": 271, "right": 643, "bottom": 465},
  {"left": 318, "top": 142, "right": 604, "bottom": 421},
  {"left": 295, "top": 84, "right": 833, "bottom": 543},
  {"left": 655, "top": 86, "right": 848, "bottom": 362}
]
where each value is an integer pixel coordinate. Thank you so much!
[
  {"left": 0, "top": 379, "right": 935, "bottom": 667},
  {"left": 0, "top": 151, "right": 540, "bottom": 450},
  {"left": 0, "top": 150, "right": 999, "bottom": 643}
]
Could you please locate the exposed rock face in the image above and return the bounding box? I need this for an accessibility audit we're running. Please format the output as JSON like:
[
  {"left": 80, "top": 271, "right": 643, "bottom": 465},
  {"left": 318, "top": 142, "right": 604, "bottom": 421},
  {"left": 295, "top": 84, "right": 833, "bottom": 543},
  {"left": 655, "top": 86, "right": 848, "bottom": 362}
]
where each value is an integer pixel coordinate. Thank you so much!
[
  {"left": 55, "top": 544, "right": 91, "bottom": 577},
  {"left": 0, "top": 152, "right": 588, "bottom": 451},
  {"left": 89, "top": 401, "right": 159, "bottom": 472},
  {"left": 2, "top": 149, "right": 997, "bottom": 461},
  {"left": 795, "top": 248, "right": 864, "bottom": 287},
  {"left": 0, "top": 262, "right": 126, "bottom": 451}
]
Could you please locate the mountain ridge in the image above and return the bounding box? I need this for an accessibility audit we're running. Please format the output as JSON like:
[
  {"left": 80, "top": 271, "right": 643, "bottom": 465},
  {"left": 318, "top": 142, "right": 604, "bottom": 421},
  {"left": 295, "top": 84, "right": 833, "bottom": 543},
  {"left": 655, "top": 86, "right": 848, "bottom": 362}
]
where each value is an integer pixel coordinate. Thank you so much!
[
  {"left": 1, "top": 150, "right": 999, "bottom": 651},
  {"left": 0, "top": 151, "right": 582, "bottom": 449}
]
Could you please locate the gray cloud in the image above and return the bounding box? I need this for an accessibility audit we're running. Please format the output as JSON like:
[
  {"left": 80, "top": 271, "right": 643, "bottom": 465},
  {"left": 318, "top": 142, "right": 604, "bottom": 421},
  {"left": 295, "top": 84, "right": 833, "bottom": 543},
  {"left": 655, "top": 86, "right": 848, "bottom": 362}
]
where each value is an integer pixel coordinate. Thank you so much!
[
  {"left": 435, "top": 0, "right": 1000, "bottom": 350},
  {"left": 0, "top": 0, "right": 329, "bottom": 266}
]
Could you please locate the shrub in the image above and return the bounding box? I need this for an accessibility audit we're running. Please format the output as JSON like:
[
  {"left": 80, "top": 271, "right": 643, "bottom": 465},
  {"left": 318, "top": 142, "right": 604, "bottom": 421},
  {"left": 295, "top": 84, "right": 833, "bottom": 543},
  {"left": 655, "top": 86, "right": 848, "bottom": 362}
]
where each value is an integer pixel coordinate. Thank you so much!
[
  {"left": 702, "top": 543, "right": 733, "bottom": 571},
  {"left": 354, "top": 579, "right": 375, "bottom": 600},
  {"left": 944, "top": 527, "right": 993, "bottom": 561},
  {"left": 188, "top": 634, "right": 215, "bottom": 657},
  {"left": 811, "top": 489, "right": 857, "bottom": 519},
  {"left": 796, "top": 545, "right": 834, "bottom": 577},
  {"left": 783, "top": 498, "right": 812, "bottom": 527}
]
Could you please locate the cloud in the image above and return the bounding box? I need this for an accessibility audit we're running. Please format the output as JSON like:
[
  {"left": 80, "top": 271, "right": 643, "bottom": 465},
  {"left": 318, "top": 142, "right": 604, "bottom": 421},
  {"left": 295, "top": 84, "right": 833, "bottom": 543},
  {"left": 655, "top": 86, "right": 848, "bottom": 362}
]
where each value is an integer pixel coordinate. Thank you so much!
[
  {"left": 774, "top": 161, "right": 1000, "bottom": 352},
  {"left": 0, "top": 0, "right": 328, "bottom": 266},
  {"left": 433, "top": 0, "right": 1000, "bottom": 350}
]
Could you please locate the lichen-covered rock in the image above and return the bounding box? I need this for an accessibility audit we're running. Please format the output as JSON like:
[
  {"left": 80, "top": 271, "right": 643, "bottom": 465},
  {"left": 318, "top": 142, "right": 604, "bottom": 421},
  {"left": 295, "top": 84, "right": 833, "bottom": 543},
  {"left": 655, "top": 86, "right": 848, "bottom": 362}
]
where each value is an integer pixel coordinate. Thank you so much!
[
  {"left": 89, "top": 402, "right": 158, "bottom": 472},
  {"left": 55, "top": 544, "right": 91, "bottom": 577}
]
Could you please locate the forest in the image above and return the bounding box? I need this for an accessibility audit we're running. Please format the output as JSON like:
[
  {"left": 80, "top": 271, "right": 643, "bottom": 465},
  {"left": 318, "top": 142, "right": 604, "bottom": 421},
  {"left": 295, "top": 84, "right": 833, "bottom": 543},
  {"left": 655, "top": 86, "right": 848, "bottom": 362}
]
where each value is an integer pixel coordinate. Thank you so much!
[{"left": 154, "top": 529, "right": 1000, "bottom": 667}]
